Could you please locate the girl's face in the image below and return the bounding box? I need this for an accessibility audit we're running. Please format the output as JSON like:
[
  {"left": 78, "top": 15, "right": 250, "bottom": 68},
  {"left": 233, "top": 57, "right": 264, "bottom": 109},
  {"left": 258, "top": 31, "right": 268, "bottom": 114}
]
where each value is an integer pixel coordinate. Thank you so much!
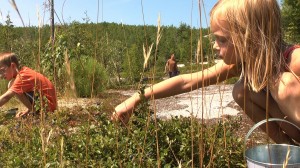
[{"left": 211, "top": 19, "right": 240, "bottom": 65}]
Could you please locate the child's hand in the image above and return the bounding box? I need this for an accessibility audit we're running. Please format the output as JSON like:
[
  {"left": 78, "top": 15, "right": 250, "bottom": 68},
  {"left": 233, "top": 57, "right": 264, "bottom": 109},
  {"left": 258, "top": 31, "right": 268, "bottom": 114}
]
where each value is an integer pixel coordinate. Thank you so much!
[
  {"left": 111, "top": 93, "right": 140, "bottom": 125},
  {"left": 15, "top": 110, "right": 29, "bottom": 118},
  {"left": 111, "top": 110, "right": 131, "bottom": 125},
  {"left": 111, "top": 104, "right": 133, "bottom": 125}
]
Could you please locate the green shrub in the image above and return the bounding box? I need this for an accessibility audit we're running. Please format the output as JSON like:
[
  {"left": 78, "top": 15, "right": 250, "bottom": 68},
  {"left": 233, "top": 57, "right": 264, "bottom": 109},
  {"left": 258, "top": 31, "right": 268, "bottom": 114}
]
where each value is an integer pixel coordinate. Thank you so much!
[
  {"left": 225, "top": 77, "right": 239, "bottom": 84},
  {"left": 0, "top": 95, "right": 245, "bottom": 167},
  {"left": 71, "top": 57, "right": 108, "bottom": 97},
  {"left": 0, "top": 80, "right": 8, "bottom": 95}
]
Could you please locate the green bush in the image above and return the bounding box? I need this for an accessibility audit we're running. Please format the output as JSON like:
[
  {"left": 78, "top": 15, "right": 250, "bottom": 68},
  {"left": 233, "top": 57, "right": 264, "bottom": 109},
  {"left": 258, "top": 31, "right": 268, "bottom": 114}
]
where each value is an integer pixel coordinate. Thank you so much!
[
  {"left": 0, "top": 94, "right": 245, "bottom": 167},
  {"left": 71, "top": 57, "right": 108, "bottom": 97},
  {"left": 0, "top": 80, "right": 8, "bottom": 95},
  {"left": 225, "top": 77, "right": 239, "bottom": 85}
]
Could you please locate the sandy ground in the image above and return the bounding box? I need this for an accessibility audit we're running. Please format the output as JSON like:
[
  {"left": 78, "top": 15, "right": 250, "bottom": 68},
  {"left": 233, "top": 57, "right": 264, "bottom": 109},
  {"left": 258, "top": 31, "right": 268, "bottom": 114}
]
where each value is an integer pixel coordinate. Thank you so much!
[
  {"left": 118, "top": 84, "right": 243, "bottom": 120},
  {"left": 4, "top": 84, "right": 242, "bottom": 120}
]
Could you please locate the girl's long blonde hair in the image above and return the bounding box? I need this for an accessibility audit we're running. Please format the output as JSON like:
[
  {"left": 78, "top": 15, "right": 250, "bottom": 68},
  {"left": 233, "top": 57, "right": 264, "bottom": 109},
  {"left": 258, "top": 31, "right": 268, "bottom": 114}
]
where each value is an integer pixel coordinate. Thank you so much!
[{"left": 210, "top": 0, "right": 285, "bottom": 92}]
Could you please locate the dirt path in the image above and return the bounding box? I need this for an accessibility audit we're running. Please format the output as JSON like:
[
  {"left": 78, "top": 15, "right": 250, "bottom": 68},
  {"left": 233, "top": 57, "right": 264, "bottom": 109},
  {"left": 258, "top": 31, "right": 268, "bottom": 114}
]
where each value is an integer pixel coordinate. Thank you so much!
[{"left": 153, "top": 85, "right": 242, "bottom": 119}]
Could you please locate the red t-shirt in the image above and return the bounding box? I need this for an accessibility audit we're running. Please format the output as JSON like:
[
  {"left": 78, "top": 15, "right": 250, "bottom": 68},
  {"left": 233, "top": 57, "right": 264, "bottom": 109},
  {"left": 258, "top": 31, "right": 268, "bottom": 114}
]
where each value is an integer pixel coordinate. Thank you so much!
[{"left": 8, "top": 67, "right": 57, "bottom": 112}]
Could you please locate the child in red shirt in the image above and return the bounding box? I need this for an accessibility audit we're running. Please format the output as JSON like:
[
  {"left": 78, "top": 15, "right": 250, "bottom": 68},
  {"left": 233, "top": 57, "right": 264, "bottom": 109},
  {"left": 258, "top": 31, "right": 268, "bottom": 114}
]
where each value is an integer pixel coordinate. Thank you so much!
[{"left": 0, "top": 52, "right": 57, "bottom": 117}]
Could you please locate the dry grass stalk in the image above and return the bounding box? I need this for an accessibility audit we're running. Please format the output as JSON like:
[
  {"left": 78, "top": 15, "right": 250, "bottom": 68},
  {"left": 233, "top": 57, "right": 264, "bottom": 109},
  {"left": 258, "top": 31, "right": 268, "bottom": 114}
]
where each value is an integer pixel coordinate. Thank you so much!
[
  {"left": 9, "top": 0, "right": 25, "bottom": 26},
  {"left": 64, "top": 49, "right": 77, "bottom": 97},
  {"left": 40, "top": 128, "right": 53, "bottom": 165},
  {"left": 196, "top": 40, "right": 201, "bottom": 64},
  {"left": 153, "top": 14, "right": 163, "bottom": 167},
  {"left": 143, "top": 43, "right": 153, "bottom": 69},
  {"left": 0, "top": 11, "right": 3, "bottom": 21},
  {"left": 60, "top": 137, "right": 64, "bottom": 168},
  {"left": 155, "top": 14, "right": 162, "bottom": 47},
  {"left": 283, "top": 146, "right": 291, "bottom": 168}
]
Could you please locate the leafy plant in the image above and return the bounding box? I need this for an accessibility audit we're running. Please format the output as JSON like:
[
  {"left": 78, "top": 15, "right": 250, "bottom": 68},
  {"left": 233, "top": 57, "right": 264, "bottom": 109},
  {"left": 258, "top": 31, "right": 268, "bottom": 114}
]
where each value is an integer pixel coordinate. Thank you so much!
[
  {"left": 0, "top": 92, "right": 246, "bottom": 167},
  {"left": 71, "top": 57, "right": 108, "bottom": 97}
]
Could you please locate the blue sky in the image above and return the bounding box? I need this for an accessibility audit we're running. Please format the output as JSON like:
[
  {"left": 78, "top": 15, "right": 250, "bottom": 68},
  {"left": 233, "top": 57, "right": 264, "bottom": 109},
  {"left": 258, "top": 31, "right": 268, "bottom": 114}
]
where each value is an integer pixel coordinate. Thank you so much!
[{"left": 0, "top": 0, "right": 218, "bottom": 27}]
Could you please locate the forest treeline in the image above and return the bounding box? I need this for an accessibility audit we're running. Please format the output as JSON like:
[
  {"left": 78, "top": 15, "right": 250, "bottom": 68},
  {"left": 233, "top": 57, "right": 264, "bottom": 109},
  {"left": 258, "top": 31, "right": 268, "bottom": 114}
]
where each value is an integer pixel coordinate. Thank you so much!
[
  {"left": 0, "top": 0, "right": 299, "bottom": 98},
  {"left": 0, "top": 16, "right": 214, "bottom": 97}
]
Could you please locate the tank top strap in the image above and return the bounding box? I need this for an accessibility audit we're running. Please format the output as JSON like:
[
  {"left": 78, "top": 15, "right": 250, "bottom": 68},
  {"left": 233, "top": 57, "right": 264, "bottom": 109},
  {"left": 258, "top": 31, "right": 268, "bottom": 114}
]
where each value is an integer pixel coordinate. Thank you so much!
[{"left": 283, "top": 45, "right": 300, "bottom": 60}]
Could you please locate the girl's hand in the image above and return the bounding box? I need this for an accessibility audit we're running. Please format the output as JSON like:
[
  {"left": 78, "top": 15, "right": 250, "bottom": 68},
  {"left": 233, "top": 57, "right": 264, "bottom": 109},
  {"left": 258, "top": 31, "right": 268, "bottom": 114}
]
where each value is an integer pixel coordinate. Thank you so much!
[
  {"left": 111, "top": 93, "right": 140, "bottom": 124},
  {"left": 111, "top": 107, "right": 131, "bottom": 125}
]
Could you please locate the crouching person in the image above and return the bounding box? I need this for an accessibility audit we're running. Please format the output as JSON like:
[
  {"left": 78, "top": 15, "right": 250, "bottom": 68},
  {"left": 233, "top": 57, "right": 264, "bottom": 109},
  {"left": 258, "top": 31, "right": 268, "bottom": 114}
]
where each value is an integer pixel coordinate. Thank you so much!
[{"left": 0, "top": 52, "right": 57, "bottom": 117}]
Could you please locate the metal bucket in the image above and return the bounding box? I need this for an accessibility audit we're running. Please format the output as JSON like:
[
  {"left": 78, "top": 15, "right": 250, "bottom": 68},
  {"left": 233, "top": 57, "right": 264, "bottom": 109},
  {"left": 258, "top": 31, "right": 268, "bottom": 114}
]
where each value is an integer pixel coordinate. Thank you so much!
[{"left": 245, "top": 118, "right": 300, "bottom": 168}]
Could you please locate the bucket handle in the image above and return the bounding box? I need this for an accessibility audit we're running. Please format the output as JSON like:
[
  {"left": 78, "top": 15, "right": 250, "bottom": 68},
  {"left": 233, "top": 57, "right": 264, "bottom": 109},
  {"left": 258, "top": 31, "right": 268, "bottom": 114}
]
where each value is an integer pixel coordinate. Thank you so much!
[{"left": 245, "top": 118, "right": 300, "bottom": 145}]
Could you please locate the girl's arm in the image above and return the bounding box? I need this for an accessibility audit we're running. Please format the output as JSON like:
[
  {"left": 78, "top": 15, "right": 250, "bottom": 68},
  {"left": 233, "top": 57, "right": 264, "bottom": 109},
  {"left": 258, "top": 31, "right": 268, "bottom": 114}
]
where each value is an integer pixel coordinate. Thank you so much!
[{"left": 113, "top": 60, "right": 240, "bottom": 123}]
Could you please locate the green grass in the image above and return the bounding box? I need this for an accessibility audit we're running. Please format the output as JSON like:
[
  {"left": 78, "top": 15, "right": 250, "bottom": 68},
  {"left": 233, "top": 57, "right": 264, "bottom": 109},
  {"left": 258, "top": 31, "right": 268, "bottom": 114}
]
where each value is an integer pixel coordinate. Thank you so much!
[{"left": 0, "top": 94, "right": 246, "bottom": 167}]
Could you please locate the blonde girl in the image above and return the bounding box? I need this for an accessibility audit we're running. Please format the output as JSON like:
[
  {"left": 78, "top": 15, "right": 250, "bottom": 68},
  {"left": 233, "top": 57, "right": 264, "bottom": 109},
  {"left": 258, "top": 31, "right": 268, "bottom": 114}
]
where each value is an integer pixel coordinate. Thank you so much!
[{"left": 113, "top": 0, "right": 300, "bottom": 144}]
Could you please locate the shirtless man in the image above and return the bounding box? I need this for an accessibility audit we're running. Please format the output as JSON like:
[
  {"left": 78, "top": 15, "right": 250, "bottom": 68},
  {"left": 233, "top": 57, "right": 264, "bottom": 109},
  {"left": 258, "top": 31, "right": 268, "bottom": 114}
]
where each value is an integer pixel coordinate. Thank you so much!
[{"left": 164, "top": 54, "right": 179, "bottom": 78}]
